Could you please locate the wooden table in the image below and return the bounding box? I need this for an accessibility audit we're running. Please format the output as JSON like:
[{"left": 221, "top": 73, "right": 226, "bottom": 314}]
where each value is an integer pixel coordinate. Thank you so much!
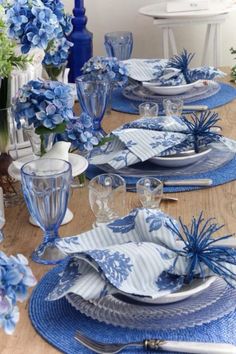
[{"left": 1, "top": 71, "right": 236, "bottom": 353}]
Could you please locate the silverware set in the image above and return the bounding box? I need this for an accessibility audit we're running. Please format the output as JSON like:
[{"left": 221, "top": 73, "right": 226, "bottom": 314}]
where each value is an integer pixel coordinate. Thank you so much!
[{"left": 74, "top": 330, "right": 236, "bottom": 354}]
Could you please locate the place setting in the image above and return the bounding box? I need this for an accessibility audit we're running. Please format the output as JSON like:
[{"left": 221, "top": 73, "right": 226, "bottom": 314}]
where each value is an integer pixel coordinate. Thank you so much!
[
  {"left": 86, "top": 109, "right": 236, "bottom": 193},
  {"left": 111, "top": 49, "right": 236, "bottom": 115}
]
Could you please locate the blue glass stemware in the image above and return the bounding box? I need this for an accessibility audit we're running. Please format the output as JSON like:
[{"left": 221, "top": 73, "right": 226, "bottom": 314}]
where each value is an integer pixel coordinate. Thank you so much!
[
  {"left": 21, "top": 158, "right": 72, "bottom": 265},
  {"left": 76, "top": 76, "right": 110, "bottom": 139},
  {"left": 104, "top": 31, "right": 133, "bottom": 60}
]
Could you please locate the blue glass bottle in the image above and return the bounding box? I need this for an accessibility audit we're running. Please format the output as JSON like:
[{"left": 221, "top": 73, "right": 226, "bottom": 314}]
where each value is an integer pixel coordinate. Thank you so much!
[{"left": 67, "top": 0, "right": 93, "bottom": 83}]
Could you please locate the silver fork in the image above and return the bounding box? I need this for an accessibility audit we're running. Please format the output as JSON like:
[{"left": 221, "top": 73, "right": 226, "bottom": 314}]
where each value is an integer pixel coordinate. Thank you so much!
[{"left": 74, "top": 331, "right": 236, "bottom": 354}]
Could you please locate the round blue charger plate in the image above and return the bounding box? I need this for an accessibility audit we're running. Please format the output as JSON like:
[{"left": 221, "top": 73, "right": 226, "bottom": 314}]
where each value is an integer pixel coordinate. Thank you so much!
[
  {"left": 86, "top": 152, "right": 236, "bottom": 193},
  {"left": 29, "top": 263, "right": 236, "bottom": 354},
  {"left": 112, "top": 83, "right": 236, "bottom": 115}
]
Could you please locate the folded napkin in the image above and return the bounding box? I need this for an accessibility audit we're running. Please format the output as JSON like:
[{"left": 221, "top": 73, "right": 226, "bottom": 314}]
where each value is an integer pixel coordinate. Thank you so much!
[
  {"left": 47, "top": 209, "right": 236, "bottom": 302},
  {"left": 90, "top": 112, "right": 236, "bottom": 170},
  {"left": 123, "top": 50, "right": 225, "bottom": 85}
]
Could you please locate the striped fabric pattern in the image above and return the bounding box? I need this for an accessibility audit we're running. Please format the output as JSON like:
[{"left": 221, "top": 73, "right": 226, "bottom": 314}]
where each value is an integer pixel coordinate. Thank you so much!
[
  {"left": 89, "top": 116, "right": 236, "bottom": 170},
  {"left": 47, "top": 209, "right": 236, "bottom": 303}
]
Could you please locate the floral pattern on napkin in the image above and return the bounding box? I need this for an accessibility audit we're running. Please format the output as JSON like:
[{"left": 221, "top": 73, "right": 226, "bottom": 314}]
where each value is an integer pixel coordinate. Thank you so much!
[
  {"left": 123, "top": 56, "right": 225, "bottom": 85},
  {"left": 47, "top": 208, "right": 236, "bottom": 303},
  {"left": 89, "top": 114, "right": 225, "bottom": 170}
]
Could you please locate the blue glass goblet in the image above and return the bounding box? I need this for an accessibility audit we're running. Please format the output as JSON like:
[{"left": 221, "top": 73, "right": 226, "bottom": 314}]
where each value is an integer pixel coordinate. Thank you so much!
[
  {"left": 76, "top": 76, "right": 110, "bottom": 139},
  {"left": 104, "top": 31, "right": 133, "bottom": 60},
  {"left": 21, "top": 159, "right": 72, "bottom": 265}
]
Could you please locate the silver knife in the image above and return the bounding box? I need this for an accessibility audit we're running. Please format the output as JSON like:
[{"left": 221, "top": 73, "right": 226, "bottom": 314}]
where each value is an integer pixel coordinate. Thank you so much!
[
  {"left": 163, "top": 179, "right": 213, "bottom": 187},
  {"left": 183, "top": 105, "right": 208, "bottom": 111},
  {"left": 126, "top": 179, "right": 213, "bottom": 190}
]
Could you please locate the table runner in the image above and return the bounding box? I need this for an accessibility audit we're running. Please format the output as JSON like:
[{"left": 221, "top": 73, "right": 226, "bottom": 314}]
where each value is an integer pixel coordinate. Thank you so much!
[
  {"left": 86, "top": 151, "right": 236, "bottom": 193},
  {"left": 29, "top": 264, "right": 236, "bottom": 354},
  {"left": 111, "top": 83, "right": 236, "bottom": 115}
]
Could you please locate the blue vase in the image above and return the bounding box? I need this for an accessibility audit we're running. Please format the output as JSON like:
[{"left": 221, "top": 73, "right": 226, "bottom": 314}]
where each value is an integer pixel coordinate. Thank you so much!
[{"left": 67, "top": 0, "right": 93, "bottom": 83}]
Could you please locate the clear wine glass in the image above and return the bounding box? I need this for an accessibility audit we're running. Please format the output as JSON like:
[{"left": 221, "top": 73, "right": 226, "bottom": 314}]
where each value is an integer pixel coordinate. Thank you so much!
[
  {"left": 76, "top": 76, "right": 110, "bottom": 140},
  {"left": 21, "top": 158, "right": 72, "bottom": 265},
  {"left": 88, "top": 173, "right": 126, "bottom": 227}
]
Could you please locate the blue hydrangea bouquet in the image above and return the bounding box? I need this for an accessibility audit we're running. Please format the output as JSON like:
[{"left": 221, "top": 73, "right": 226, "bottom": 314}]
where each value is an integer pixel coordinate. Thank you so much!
[
  {"left": 13, "top": 79, "right": 99, "bottom": 156},
  {"left": 1, "top": 0, "right": 73, "bottom": 81}
]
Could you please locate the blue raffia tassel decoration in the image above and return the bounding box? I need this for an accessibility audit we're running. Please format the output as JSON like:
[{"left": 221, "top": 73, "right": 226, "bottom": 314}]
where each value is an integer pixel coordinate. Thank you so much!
[
  {"left": 168, "top": 49, "right": 195, "bottom": 84},
  {"left": 181, "top": 111, "right": 222, "bottom": 153},
  {"left": 167, "top": 212, "right": 236, "bottom": 286}
]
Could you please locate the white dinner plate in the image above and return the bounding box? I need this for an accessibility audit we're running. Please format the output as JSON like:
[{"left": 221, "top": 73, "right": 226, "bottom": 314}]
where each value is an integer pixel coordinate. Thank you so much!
[
  {"left": 142, "top": 80, "right": 205, "bottom": 95},
  {"left": 8, "top": 153, "right": 88, "bottom": 181},
  {"left": 149, "top": 148, "right": 211, "bottom": 168},
  {"left": 120, "top": 276, "right": 216, "bottom": 304}
]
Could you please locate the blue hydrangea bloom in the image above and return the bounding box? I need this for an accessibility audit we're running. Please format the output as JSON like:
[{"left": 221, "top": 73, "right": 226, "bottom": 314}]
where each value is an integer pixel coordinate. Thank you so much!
[
  {"left": 57, "top": 113, "right": 99, "bottom": 152},
  {"left": 43, "top": 37, "right": 73, "bottom": 66},
  {"left": 5, "top": 0, "right": 63, "bottom": 53},
  {"left": 13, "top": 80, "right": 74, "bottom": 130},
  {"left": 0, "top": 251, "right": 36, "bottom": 335},
  {"left": 0, "top": 305, "right": 20, "bottom": 335},
  {"left": 82, "top": 56, "right": 128, "bottom": 87}
]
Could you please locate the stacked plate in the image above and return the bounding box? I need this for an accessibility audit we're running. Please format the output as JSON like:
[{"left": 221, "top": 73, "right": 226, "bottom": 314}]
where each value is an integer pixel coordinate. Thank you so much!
[
  {"left": 123, "top": 80, "right": 220, "bottom": 103},
  {"left": 91, "top": 143, "right": 235, "bottom": 179},
  {"left": 66, "top": 277, "right": 236, "bottom": 330}
]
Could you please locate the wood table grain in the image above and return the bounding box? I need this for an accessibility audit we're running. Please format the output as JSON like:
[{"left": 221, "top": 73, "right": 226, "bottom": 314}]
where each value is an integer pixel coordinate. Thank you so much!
[{"left": 1, "top": 70, "right": 236, "bottom": 353}]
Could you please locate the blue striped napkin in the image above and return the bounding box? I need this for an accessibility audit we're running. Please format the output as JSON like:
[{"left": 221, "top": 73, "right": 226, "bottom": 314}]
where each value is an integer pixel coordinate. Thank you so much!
[
  {"left": 90, "top": 115, "right": 236, "bottom": 170},
  {"left": 123, "top": 58, "right": 225, "bottom": 84},
  {"left": 47, "top": 209, "right": 236, "bottom": 302}
]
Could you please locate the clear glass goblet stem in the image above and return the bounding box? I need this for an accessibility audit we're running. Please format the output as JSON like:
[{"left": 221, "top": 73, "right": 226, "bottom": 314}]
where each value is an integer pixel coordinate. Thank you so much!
[{"left": 21, "top": 158, "right": 72, "bottom": 265}]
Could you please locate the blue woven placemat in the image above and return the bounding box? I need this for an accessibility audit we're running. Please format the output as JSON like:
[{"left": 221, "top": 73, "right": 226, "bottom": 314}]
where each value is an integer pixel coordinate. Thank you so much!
[
  {"left": 29, "top": 263, "right": 236, "bottom": 354},
  {"left": 112, "top": 83, "right": 236, "bottom": 115},
  {"left": 86, "top": 152, "right": 236, "bottom": 193}
]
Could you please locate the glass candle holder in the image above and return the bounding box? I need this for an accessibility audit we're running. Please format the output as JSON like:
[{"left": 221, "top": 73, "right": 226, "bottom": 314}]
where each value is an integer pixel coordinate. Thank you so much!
[
  {"left": 163, "top": 98, "right": 183, "bottom": 117},
  {"left": 89, "top": 173, "right": 126, "bottom": 227},
  {"left": 136, "top": 177, "right": 163, "bottom": 209},
  {"left": 139, "top": 102, "right": 159, "bottom": 118}
]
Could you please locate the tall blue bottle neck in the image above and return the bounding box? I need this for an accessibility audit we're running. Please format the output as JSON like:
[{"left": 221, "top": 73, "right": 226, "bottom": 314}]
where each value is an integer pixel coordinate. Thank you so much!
[{"left": 73, "top": 0, "right": 87, "bottom": 30}]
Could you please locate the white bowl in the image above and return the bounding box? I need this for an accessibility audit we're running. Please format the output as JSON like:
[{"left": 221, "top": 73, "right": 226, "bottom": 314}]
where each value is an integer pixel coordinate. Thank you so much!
[
  {"left": 150, "top": 148, "right": 211, "bottom": 168},
  {"left": 142, "top": 80, "right": 205, "bottom": 95}
]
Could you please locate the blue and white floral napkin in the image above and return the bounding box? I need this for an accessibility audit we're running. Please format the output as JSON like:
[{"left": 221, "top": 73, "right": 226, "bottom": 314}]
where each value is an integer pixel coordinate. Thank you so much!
[
  {"left": 90, "top": 115, "right": 236, "bottom": 170},
  {"left": 123, "top": 58, "right": 225, "bottom": 85},
  {"left": 47, "top": 208, "right": 236, "bottom": 302}
]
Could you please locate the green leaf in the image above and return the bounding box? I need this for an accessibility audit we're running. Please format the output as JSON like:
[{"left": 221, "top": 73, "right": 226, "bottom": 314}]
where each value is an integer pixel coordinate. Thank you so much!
[
  {"left": 97, "top": 136, "right": 114, "bottom": 147},
  {"left": 35, "top": 123, "right": 67, "bottom": 135}
]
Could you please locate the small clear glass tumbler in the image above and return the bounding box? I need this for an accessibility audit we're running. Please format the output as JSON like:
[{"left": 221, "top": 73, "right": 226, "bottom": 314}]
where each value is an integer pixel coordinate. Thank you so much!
[
  {"left": 136, "top": 177, "right": 163, "bottom": 209},
  {"left": 21, "top": 158, "right": 72, "bottom": 265},
  {"left": 89, "top": 173, "right": 126, "bottom": 227},
  {"left": 163, "top": 98, "right": 184, "bottom": 117},
  {"left": 139, "top": 102, "right": 159, "bottom": 118},
  {"left": 104, "top": 31, "right": 133, "bottom": 60}
]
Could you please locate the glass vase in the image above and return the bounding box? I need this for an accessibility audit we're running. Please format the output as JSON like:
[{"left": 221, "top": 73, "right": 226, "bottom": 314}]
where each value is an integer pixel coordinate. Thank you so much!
[
  {"left": 43, "top": 62, "right": 67, "bottom": 82},
  {"left": 23, "top": 124, "right": 55, "bottom": 157},
  {"left": 0, "top": 107, "right": 22, "bottom": 207}
]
